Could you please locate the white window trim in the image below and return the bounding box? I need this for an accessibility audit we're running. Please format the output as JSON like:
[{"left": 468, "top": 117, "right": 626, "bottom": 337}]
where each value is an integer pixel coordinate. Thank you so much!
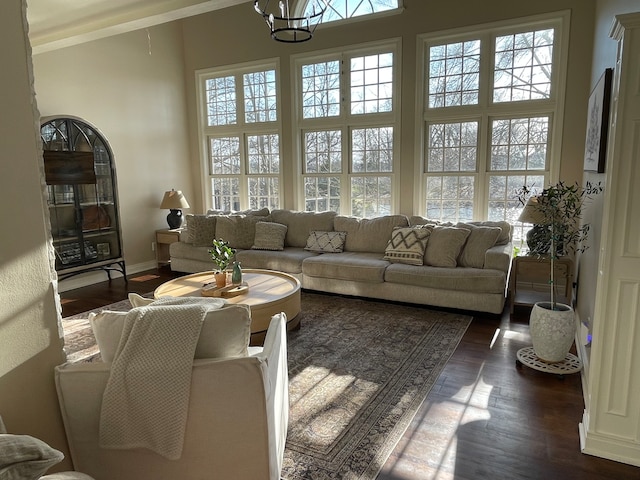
[
  {"left": 296, "top": 0, "right": 405, "bottom": 32},
  {"left": 413, "top": 10, "right": 570, "bottom": 220},
  {"left": 195, "top": 58, "right": 282, "bottom": 211},
  {"left": 291, "top": 38, "right": 402, "bottom": 214}
]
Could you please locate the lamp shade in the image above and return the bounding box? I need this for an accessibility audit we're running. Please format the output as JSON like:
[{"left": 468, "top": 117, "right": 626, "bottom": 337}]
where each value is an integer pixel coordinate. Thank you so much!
[
  {"left": 160, "top": 189, "right": 190, "bottom": 210},
  {"left": 517, "top": 196, "right": 548, "bottom": 225}
]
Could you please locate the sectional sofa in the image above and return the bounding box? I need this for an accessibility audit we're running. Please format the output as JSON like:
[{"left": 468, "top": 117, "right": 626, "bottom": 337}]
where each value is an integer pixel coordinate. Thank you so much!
[{"left": 169, "top": 209, "right": 513, "bottom": 314}]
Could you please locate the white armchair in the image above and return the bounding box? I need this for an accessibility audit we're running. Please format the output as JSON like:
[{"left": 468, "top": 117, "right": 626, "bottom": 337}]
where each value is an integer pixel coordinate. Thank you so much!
[{"left": 54, "top": 313, "right": 289, "bottom": 480}]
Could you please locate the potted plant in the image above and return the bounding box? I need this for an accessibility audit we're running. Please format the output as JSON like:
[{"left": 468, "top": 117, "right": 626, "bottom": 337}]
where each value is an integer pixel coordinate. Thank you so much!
[
  {"left": 515, "top": 180, "right": 602, "bottom": 362},
  {"left": 208, "top": 238, "right": 235, "bottom": 287}
]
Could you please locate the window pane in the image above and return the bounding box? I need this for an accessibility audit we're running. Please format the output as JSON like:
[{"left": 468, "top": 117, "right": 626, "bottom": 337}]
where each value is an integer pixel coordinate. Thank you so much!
[
  {"left": 351, "top": 127, "right": 393, "bottom": 173},
  {"left": 351, "top": 176, "right": 392, "bottom": 217},
  {"left": 304, "top": 130, "right": 342, "bottom": 173},
  {"left": 209, "top": 137, "right": 240, "bottom": 174},
  {"left": 247, "top": 134, "right": 280, "bottom": 174},
  {"left": 426, "top": 121, "right": 478, "bottom": 172},
  {"left": 211, "top": 177, "right": 240, "bottom": 211},
  {"left": 248, "top": 176, "right": 279, "bottom": 210},
  {"left": 304, "top": 176, "right": 341, "bottom": 212},
  {"left": 488, "top": 173, "right": 544, "bottom": 245},
  {"left": 493, "top": 28, "right": 554, "bottom": 102},
  {"left": 490, "top": 117, "right": 549, "bottom": 171},
  {"left": 311, "top": 0, "right": 399, "bottom": 23},
  {"left": 351, "top": 52, "right": 393, "bottom": 114},
  {"left": 428, "top": 40, "right": 480, "bottom": 108},
  {"left": 206, "top": 76, "right": 236, "bottom": 126},
  {"left": 244, "top": 70, "right": 277, "bottom": 123},
  {"left": 301, "top": 61, "right": 341, "bottom": 118},
  {"left": 424, "top": 175, "right": 475, "bottom": 222}
]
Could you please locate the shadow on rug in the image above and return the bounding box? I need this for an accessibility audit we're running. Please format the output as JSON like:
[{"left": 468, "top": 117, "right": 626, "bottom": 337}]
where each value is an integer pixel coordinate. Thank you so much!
[{"left": 61, "top": 291, "right": 472, "bottom": 479}]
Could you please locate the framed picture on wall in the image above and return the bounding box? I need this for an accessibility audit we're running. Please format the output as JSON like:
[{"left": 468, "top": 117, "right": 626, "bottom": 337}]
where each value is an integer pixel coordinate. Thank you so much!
[{"left": 583, "top": 68, "right": 613, "bottom": 173}]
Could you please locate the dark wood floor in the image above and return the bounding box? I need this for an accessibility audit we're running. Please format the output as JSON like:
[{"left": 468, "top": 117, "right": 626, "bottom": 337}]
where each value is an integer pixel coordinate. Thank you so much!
[{"left": 60, "top": 268, "right": 640, "bottom": 480}]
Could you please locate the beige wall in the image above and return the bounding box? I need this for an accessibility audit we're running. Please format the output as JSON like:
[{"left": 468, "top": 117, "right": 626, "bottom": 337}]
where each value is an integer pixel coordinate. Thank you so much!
[
  {"left": 32, "top": 22, "right": 193, "bottom": 283},
  {"left": 576, "top": 0, "right": 639, "bottom": 341},
  {"left": 181, "top": 0, "right": 596, "bottom": 216},
  {"left": 0, "top": 0, "right": 70, "bottom": 470}
]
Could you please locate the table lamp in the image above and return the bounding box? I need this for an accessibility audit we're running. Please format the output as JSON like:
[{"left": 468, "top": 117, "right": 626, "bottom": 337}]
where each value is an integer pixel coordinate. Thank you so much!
[
  {"left": 160, "top": 189, "right": 190, "bottom": 229},
  {"left": 518, "top": 196, "right": 550, "bottom": 254}
]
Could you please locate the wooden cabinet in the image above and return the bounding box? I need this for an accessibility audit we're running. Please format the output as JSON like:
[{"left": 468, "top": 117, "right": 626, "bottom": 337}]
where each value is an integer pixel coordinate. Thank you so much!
[
  {"left": 155, "top": 228, "right": 182, "bottom": 267},
  {"left": 509, "top": 255, "right": 573, "bottom": 313},
  {"left": 41, "top": 116, "right": 126, "bottom": 282}
]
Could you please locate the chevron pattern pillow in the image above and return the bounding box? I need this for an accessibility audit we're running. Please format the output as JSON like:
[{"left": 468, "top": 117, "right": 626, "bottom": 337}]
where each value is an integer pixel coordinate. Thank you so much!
[
  {"left": 305, "top": 231, "right": 347, "bottom": 253},
  {"left": 384, "top": 226, "right": 432, "bottom": 265}
]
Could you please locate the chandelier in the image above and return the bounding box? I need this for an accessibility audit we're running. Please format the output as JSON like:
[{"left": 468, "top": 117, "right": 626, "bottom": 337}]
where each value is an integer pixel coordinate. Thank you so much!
[{"left": 254, "top": 0, "right": 331, "bottom": 43}]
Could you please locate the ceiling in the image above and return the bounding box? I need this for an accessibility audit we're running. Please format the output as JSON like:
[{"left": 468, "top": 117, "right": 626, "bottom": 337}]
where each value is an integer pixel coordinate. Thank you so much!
[{"left": 27, "top": 0, "right": 248, "bottom": 54}]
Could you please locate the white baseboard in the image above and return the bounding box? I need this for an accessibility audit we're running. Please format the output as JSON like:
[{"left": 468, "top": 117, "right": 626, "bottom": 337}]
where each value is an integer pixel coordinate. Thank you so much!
[{"left": 56, "top": 260, "right": 158, "bottom": 293}]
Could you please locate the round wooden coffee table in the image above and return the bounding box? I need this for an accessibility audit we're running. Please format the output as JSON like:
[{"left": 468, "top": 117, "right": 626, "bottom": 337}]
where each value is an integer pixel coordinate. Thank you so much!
[{"left": 154, "top": 269, "right": 301, "bottom": 345}]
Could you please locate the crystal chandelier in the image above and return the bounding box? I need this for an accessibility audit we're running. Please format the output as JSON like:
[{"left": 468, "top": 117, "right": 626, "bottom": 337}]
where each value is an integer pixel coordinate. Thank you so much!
[{"left": 254, "top": 0, "right": 331, "bottom": 43}]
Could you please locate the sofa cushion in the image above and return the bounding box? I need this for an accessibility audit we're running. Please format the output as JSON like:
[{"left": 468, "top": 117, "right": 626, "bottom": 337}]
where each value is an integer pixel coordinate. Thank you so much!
[
  {"left": 424, "top": 226, "right": 470, "bottom": 267},
  {"left": 215, "top": 215, "right": 269, "bottom": 250},
  {"left": 384, "top": 226, "right": 431, "bottom": 265},
  {"left": 302, "top": 252, "right": 389, "bottom": 283},
  {"left": 89, "top": 303, "right": 250, "bottom": 363},
  {"left": 456, "top": 223, "right": 502, "bottom": 268},
  {"left": 408, "top": 215, "right": 440, "bottom": 226},
  {"left": 469, "top": 220, "right": 512, "bottom": 245},
  {"left": 334, "top": 215, "right": 409, "bottom": 253},
  {"left": 384, "top": 263, "right": 506, "bottom": 294},
  {"left": 304, "top": 231, "right": 347, "bottom": 253},
  {"left": 236, "top": 247, "right": 318, "bottom": 274},
  {"left": 0, "top": 434, "right": 64, "bottom": 480},
  {"left": 270, "top": 210, "right": 337, "bottom": 247},
  {"left": 185, "top": 215, "right": 217, "bottom": 247},
  {"left": 252, "top": 221, "right": 287, "bottom": 251}
]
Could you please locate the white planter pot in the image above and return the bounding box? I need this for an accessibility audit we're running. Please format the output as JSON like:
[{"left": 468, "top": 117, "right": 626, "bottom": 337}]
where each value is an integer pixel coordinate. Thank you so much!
[{"left": 529, "top": 301, "right": 575, "bottom": 363}]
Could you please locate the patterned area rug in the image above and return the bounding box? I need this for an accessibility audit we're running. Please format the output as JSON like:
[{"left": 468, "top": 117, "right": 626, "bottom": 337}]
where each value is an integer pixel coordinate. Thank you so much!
[{"left": 62, "top": 291, "right": 471, "bottom": 479}]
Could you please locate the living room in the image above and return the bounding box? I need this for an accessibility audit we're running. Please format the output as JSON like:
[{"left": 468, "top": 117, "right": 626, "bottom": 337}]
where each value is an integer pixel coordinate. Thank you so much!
[{"left": 2, "top": 0, "right": 640, "bottom": 477}]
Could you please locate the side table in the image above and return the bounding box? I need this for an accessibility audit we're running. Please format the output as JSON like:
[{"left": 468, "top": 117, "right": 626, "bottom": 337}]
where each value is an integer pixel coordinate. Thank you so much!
[
  {"left": 155, "top": 228, "right": 182, "bottom": 268},
  {"left": 509, "top": 255, "right": 573, "bottom": 313}
]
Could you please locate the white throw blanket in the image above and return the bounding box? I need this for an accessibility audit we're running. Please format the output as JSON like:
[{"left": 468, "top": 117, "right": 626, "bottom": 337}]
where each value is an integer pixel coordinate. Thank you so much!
[{"left": 99, "top": 301, "right": 214, "bottom": 460}]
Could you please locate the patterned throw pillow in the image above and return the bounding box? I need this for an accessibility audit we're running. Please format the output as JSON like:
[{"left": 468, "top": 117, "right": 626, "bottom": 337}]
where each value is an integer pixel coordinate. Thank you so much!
[
  {"left": 252, "top": 222, "right": 288, "bottom": 250},
  {"left": 384, "top": 226, "right": 432, "bottom": 265},
  {"left": 304, "top": 231, "right": 347, "bottom": 253}
]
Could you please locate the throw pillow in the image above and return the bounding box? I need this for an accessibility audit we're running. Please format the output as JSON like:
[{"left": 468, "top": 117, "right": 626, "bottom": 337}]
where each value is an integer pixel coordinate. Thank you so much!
[
  {"left": 128, "top": 292, "right": 154, "bottom": 307},
  {"left": 456, "top": 223, "right": 502, "bottom": 268},
  {"left": 424, "top": 226, "right": 471, "bottom": 268},
  {"left": 304, "top": 231, "right": 347, "bottom": 253},
  {"left": 89, "top": 300, "right": 249, "bottom": 362},
  {"left": 186, "top": 215, "right": 217, "bottom": 247},
  {"left": 384, "top": 226, "right": 432, "bottom": 265},
  {"left": 469, "top": 220, "right": 512, "bottom": 245},
  {"left": 215, "top": 215, "right": 268, "bottom": 250},
  {"left": 252, "top": 221, "right": 287, "bottom": 251},
  {"left": 0, "top": 434, "right": 64, "bottom": 480}
]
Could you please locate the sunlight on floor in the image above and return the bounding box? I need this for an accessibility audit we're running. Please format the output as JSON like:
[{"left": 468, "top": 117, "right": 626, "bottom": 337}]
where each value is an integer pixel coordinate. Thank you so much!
[
  {"left": 383, "top": 363, "right": 493, "bottom": 480},
  {"left": 130, "top": 274, "right": 161, "bottom": 282}
]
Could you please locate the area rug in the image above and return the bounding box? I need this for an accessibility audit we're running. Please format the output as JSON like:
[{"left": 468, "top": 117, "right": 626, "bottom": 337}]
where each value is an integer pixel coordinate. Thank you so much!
[{"left": 62, "top": 291, "right": 472, "bottom": 479}]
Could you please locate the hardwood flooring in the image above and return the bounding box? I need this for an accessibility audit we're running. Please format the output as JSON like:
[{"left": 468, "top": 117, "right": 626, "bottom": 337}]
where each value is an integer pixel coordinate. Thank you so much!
[{"left": 59, "top": 268, "right": 640, "bottom": 480}]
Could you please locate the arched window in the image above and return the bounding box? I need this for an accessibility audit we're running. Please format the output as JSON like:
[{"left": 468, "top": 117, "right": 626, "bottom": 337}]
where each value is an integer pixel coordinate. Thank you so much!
[{"left": 302, "top": 0, "right": 399, "bottom": 24}]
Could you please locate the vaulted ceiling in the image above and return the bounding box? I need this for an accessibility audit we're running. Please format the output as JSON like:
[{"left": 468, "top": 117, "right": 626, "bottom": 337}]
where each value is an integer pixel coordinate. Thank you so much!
[{"left": 27, "top": 0, "right": 247, "bottom": 54}]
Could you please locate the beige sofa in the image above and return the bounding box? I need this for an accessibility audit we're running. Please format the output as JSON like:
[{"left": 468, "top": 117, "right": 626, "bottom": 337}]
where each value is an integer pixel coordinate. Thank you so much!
[
  {"left": 55, "top": 313, "right": 288, "bottom": 480},
  {"left": 170, "top": 210, "right": 513, "bottom": 314}
]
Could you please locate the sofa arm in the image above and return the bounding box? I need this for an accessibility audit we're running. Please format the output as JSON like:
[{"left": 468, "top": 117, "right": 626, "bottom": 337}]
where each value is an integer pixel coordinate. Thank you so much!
[{"left": 484, "top": 242, "right": 513, "bottom": 273}]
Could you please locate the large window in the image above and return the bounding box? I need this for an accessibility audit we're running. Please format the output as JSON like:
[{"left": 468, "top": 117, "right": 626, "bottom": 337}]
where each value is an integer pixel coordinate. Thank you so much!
[
  {"left": 295, "top": 41, "right": 400, "bottom": 216},
  {"left": 197, "top": 61, "right": 281, "bottom": 211},
  {"left": 418, "top": 14, "right": 568, "bottom": 244},
  {"left": 302, "top": 0, "right": 400, "bottom": 25}
]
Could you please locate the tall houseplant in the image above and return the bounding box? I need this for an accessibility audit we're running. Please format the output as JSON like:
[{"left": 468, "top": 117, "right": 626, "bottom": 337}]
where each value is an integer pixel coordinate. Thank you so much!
[{"left": 515, "top": 181, "right": 602, "bottom": 362}]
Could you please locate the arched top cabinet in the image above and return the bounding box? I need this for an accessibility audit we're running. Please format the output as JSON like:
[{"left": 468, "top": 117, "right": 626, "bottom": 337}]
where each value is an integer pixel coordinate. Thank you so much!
[{"left": 41, "top": 116, "right": 126, "bottom": 281}]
